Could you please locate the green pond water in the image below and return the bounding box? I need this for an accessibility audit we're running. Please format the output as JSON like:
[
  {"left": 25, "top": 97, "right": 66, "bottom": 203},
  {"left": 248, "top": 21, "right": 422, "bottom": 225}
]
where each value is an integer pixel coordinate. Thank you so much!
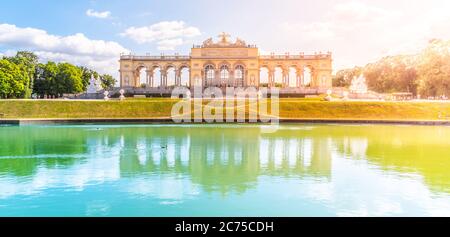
[{"left": 0, "top": 124, "right": 449, "bottom": 217}]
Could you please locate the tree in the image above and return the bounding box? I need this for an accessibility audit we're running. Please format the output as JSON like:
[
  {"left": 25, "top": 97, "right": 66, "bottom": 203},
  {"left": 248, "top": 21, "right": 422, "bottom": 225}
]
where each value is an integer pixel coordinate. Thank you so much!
[
  {"left": 333, "top": 67, "right": 362, "bottom": 87},
  {"left": 0, "top": 59, "right": 29, "bottom": 98},
  {"left": 333, "top": 39, "right": 450, "bottom": 96},
  {"left": 416, "top": 39, "right": 450, "bottom": 97},
  {"left": 33, "top": 63, "right": 46, "bottom": 98},
  {"left": 100, "top": 74, "right": 116, "bottom": 90},
  {"left": 6, "top": 51, "right": 38, "bottom": 98},
  {"left": 33, "top": 62, "right": 59, "bottom": 98},
  {"left": 56, "top": 63, "right": 83, "bottom": 96},
  {"left": 363, "top": 55, "right": 418, "bottom": 94},
  {"left": 0, "top": 51, "right": 113, "bottom": 98}
]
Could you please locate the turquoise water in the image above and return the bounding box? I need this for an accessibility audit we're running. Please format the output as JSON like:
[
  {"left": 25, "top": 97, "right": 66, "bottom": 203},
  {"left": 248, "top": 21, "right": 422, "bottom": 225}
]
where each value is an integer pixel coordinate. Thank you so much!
[{"left": 0, "top": 124, "right": 449, "bottom": 217}]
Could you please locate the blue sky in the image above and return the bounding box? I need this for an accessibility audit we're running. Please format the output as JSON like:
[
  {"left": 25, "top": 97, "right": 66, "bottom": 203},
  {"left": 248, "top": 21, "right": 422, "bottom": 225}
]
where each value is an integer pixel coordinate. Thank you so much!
[{"left": 1, "top": 0, "right": 449, "bottom": 77}]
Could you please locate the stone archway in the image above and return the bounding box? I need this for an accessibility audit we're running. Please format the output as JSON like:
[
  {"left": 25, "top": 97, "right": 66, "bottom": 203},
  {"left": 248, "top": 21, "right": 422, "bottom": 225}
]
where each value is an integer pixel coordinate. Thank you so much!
[
  {"left": 259, "top": 66, "right": 271, "bottom": 87},
  {"left": 164, "top": 64, "right": 176, "bottom": 88},
  {"left": 274, "top": 66, "right": 284, "bottom": 88},
  {"left": 204, "top": 64, "right": 215, "bottom": 87},
  {"left": 136, "top": 65, "right": 148, "bottom": 87},
  {"left": 179, "top": 65, "right": 190, "bottom": 87},
  {"left": 219, "top": 64, "right": 230, "bottom": 87},
  {"left": 303, "top": 66, "right": 313, "bottom": 87},
  {"left": 288, "top": 66, "right": 297, "bottom": 88},
  {"left": 149, "top": 65, "right": 162, "bottom": 88},
  {"left": 234, "top": 65, "right": 245, "bottom": 87}
]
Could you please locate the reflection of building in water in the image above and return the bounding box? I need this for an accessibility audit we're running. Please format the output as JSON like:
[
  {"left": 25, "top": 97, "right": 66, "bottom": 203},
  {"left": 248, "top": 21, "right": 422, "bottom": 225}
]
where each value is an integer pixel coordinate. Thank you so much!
[
  {"left": 342, "top": 137, "right": 368, "bottom": 159},
  {"left": 118, "top": 126, "right": 332, "bottom": 195},
  {"left": 2, "top": 125, "right": 450, "bottom": 198},
  {"left": 259, "top": 135, "right": 332, "bottom": 179},
  {"left": 119, "top": 129, "right": 192, "bottom": 176}
]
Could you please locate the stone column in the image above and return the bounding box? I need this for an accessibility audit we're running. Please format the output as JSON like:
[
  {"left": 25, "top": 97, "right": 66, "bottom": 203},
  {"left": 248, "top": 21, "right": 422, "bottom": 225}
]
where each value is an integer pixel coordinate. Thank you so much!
[
  {"left": 174, "top": 70, "right": 177, "bottom": 86},
  {"left": 297, "top": 68, "right": 304, "bottom": 88},
  {"left": 244, "top": 70, "right": 248, "bottom": 88},
  {"left": 257, "top": 71, "right": 261, "bottom": 88},
  {"left": 119, "top": 70, "right": 123, "bottom": 87},
  {"left": 160, "top": 70, "right": 166, "bottom": 88},
  {"left": 282, "top": 71, "right": 288, "bottom": 88},
  {"left": 311, "top": 69, "right": 317, "bottom": 87},
  {"left": 174, "top": 69, "right": 179, "bottom": 86},
  {"left": 146, "top": 70, "right": 152, "bottom": 87},
  {"left": 134, "top": 71, "right": 140, "bottom": 87},
  {"left": 202, "top": 70, "right": 206, "bottom": 88},
  {"left": 286, "top": 73, "right": 290, "bottom": 88},
  {"left": 268, "top": 71, "right": 272, "bottom": 88},
  {"left": 150, "top": 71, "right": 154, "bottom": 87},
  {"left": 269, "top": 70, "right": 275, "bottom": 88},
  {"left": 215, "top": 69, "right": 220, "bottom": 87},
  {"left": 165, "top": 71, "right": 168, "bottom": 87},
  {"left": 163, "top": 74, "right": 167, "bottom": 88},
  {"left": 188, "top": 70, "right": 192, "bottom": 88},
  {"left": 228, "top": 70, "right": 233, "bottom": 87}
]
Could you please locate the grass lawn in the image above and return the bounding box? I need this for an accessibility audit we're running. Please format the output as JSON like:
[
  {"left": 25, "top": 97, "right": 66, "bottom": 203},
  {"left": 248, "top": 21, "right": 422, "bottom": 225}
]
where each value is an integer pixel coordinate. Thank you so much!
[
  {"left": 0, "top": 99, "right": 178, "bottom": 119},
  {"left": 279, "top": 101, "right": 450, "bottom": 120},
  {"left": 1, "top": 98, "right": 450, "bottom": 121}
]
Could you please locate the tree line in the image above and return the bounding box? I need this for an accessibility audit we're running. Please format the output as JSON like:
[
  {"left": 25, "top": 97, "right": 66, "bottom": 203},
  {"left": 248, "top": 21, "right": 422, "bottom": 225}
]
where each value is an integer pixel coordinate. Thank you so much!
[
  {"left": 0, "top": 51, "right": 115, "bottom": 99},
  {"left": 333, "top": 39, "right": 450, "bottom": 97}
]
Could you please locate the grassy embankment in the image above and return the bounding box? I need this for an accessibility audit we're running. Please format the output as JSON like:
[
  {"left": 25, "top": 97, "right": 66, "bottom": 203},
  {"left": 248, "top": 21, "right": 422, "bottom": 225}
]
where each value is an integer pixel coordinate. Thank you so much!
[{"left": 1, "top": 98, "right": 450, "bottom": 121}]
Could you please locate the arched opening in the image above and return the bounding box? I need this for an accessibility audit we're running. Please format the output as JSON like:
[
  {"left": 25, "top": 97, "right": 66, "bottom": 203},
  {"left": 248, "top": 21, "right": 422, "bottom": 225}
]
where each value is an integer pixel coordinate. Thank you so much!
[
  {"left": 259, "top": 67, "right": 269, "bottom": 87},
  {"left": 138, "top": 66, "right": 147, "bottom": 87},
  {"left": 166, "top": 66, "right": 176, "bottom": 87},
  {"left": 152, "top": 66, "right": 162, "bottom": 88},
  {"left": 274, "top": 66, "right": 283, "bottom": 87},
  {"left": 180, "top": 67, "right": 190, "bottom": 87},
  {"left": 235, "top": 65, "right": 244, "bottom": 87},
  {"left": 288, "top": 67, "right": 297, "bottom": 88},
  {"left": 303, "top": 67, "right": 312, "bottom": 87},
  {"left": 220, "top": 65, "right": 229, "bottom": 87},
  {"left": 205, "top": 65, "right": 215, "bottom": 87}
]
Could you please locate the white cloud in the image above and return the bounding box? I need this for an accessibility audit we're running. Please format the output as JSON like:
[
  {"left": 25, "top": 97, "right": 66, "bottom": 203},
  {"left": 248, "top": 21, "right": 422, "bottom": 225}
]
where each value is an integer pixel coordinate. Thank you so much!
[
  {"left": 283, "top": 2, "right": 398, "bottom": 42},
  {"left": 86, "top": 9, "right": 111, "bottom": 19},
  {"left": 0, "top": 23, "right": 129, "bottom": 77},
  {"left": 280, "top": 1, "right": 450, "bottom": 70},
  {"left": 157, "top": 38, "right": 184, "bottom": 51},
  {"left": 332, "top": 1, "right": 394, "bottom": 25},
  {"left": 121, "top": 21, "right": 201, "bottom": 50}
]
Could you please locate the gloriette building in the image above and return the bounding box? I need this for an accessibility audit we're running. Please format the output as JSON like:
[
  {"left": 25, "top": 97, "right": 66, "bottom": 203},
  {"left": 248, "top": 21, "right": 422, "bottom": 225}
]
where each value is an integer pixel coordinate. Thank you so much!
[{"left": 119, "top": 33, "right": 332, "bottom": 94}]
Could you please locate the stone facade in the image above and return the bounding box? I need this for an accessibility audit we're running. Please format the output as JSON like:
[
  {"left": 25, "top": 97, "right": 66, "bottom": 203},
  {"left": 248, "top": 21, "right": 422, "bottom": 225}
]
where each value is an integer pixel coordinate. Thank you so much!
[{"left": 119, "top": 33, "right": 332, "bottom": 90}]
